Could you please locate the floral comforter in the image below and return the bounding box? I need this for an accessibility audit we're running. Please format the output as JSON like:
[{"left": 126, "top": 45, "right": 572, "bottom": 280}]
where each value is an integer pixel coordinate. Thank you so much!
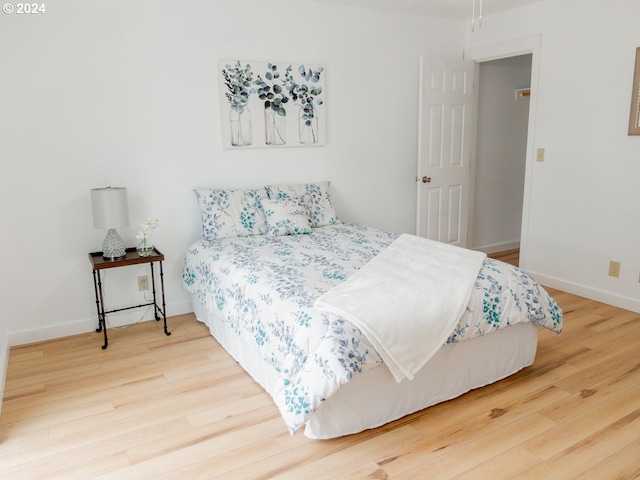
[{"left": 182, "top": 223, "right": 562, "bottom": 434}]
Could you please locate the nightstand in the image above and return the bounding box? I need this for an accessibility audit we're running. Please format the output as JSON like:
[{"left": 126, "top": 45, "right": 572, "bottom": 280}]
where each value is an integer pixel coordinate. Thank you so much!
[{"left": 88, "top": 247, "right": 171, "bottom": 349}]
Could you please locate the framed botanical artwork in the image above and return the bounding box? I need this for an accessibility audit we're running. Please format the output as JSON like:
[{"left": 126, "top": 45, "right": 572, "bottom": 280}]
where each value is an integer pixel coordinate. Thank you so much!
[
  {"left": 628, "top": 47, "right": 640, "bottom": 135},
  {"left": 219, "top": 59, "right": 326, "bottom": 148}
]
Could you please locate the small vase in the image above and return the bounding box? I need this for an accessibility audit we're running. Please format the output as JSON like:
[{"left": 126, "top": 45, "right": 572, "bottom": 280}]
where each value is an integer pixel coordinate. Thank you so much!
[
  {"left": 229, "top": 106, "right": 252, "bottom": 147},
  {"left": 137, "top": 239, "right": 153, "bottom": 257},
  {"left": 264, "top": 108, "right": 286, "bottom": 145},
  {"left": 298, "top": 106, "right": 318, "bottom": 144}
]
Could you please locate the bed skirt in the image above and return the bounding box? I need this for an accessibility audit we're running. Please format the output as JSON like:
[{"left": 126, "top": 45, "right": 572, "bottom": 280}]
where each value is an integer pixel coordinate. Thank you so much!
[{"left": 192, "top": 299, "right": 538, "bottom": 439}]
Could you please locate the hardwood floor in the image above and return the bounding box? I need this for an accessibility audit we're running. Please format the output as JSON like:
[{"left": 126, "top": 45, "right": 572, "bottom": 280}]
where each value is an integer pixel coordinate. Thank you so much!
[
  {"left": 487, "top": 248, "right": 520, "bottom": 267},
  {"left": 2, "top": 275, "right": 640, "bottom": 478}
]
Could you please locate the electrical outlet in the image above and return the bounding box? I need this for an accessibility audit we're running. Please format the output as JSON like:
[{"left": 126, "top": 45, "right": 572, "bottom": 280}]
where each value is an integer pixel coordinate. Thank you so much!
[
  {"left": 138, "top": 275, "right": 149, "bottom": 291},
  {"left": 608, "top": 261, "right": 621, "bottom": 278},
  {"left": 536, "top": 148, "right": 545, "bottom": 162}
]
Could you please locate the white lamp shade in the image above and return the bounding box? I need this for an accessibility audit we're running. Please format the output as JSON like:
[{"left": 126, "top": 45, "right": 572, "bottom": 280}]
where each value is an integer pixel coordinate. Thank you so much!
[{"left": 91, "top": 187, "right": 130, "bottom": 229}]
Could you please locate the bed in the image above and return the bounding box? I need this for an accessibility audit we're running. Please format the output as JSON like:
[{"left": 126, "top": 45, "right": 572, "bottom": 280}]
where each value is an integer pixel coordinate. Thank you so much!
[{"left": 182, "top": 182, "right": 562, "bottom": 439}]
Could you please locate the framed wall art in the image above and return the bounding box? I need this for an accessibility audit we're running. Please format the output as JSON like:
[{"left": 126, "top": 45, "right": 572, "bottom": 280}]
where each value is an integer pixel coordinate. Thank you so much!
[
  {"left": 628, "top": 47, "right": 640, "bottom": 135},
  {"left": 219, "top": 59, "right": 326, "bottom": 148}
]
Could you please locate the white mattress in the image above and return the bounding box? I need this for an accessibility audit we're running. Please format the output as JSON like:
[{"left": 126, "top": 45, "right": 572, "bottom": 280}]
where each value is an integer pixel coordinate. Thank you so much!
[{"left": 192, "top": 299, "right": 538, "bottom": 439}]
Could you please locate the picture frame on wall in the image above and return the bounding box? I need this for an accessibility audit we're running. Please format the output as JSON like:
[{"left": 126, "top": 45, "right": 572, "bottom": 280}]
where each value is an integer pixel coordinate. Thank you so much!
[
  {"left": 628, "top": 47, "right": 640, "bottom": 135},
  {"left": 218, "top": 59, "right": 326, "bottom": 149}
]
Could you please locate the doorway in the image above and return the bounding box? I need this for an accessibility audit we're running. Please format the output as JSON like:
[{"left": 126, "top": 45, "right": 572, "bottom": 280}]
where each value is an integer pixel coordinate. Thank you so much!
[
  {"left": 470, "top": 54, "right": 532, "bottom": 261},
  {"left": 464, "top": 34, "right": 542, "bottom": 270}
]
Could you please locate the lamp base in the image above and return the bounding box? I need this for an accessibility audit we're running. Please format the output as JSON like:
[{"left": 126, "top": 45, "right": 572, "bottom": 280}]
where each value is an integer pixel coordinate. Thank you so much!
[{"left": 102, "top": 228, "right": 126, "bottom": 259}]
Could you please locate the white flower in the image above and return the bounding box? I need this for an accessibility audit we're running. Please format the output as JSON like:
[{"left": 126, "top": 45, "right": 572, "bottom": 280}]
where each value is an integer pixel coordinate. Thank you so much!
[{"left": 136, "top": 218, "right": 159, "bottom": 241}]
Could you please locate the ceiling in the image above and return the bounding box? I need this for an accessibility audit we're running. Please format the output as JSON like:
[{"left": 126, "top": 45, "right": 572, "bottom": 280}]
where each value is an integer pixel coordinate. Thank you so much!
[{"left": 309, "top": 0, "right": 542, "bottom": 20}]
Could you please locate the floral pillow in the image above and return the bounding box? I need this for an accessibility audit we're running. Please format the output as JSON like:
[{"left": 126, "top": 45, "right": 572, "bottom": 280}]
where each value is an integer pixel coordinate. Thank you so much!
[
  {"left": 265, "top": 181, "right": 339, "bottom": 228},
  {"left": 262, "top": 198, "right": 311, "bottom": 236},
  {"left": 194, "top": 188, "right": 268, "bottom": 240}
]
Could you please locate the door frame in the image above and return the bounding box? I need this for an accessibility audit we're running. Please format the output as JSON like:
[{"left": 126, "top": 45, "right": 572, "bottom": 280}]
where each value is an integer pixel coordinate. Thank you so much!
[{"left": 464, "top": 34, "right": 542, "bottom": 270}]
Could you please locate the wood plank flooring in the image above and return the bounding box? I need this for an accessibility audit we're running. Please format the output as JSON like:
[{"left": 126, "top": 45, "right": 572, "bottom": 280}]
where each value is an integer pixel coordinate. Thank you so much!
[
  {"left": 2, "top": 264, "right": 640, "bottom": 478},
  {"left": 487, "top": 248, "right": 519, "bottom": 267}
]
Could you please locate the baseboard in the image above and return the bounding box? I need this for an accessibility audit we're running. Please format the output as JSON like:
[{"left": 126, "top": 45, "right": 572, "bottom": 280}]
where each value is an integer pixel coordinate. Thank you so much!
[
  {"left": 8, "top": 300, "right": 194, "bottom": 347},
  {"left": 530, "top": 272, "right": 640, "bottom": 314},
  {"left": 474, "top": 241, "right": 520, "bottom": 255}
]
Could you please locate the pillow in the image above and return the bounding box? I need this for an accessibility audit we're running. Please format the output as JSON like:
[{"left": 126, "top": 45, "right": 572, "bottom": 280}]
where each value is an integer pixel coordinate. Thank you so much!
[
  {"left": 265, "top": 181, "right": 339, "bottom": 228},
  {"left": 194, "top": 187, "right": 268, "bottom": 240},
  {"left": 262, "top": 198, "right": 311, "bottom": 236}
]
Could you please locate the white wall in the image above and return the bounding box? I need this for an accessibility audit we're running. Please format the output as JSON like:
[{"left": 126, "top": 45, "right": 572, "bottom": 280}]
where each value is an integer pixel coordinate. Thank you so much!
[
  {"left": 472, "top": 55, "right": 531, "bottom": 253},
  {"left": 466, "top": 0, "right": 640, "bottom": 312},
  {"left": 0, "top": 0, "right": 465, "bottom": 345}
]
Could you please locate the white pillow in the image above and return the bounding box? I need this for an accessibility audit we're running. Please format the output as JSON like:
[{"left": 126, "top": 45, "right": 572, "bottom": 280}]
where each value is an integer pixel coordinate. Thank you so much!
[
  {"left": 262, "top": 198, "right": 311, "bottom": 236},
  {"left": 194, "top": 188, "right": 268, "bottom": 240},
  {"left": 265, "top": 181, "right": 339, "bottom": 227}
]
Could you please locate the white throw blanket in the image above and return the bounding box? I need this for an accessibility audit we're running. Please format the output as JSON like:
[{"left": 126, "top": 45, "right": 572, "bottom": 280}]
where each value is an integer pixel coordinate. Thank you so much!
[{"left": 315, "top": 233, "right": 486, "bottom": 383}]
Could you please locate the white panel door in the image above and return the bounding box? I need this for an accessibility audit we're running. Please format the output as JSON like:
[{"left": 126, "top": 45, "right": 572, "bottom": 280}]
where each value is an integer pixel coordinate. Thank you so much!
[{"left": 416, "top": 57, "right": 475, "bottom": 247}]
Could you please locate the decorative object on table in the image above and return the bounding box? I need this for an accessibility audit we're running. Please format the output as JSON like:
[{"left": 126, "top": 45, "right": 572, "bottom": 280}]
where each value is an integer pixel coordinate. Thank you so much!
[
  {"left": 136, "top": 218, "right": 159, "bottom": 257},
  {"left": 90, "top": 185, "right": 129, "bottom": 260},
  {"left": 219, "top": 59, "right": 326, "bottom": 149}
]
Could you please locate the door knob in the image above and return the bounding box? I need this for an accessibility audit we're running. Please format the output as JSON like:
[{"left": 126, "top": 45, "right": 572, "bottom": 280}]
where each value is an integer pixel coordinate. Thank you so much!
[{"left": 418, "top": 176, "right": 431, "bottom": 184}]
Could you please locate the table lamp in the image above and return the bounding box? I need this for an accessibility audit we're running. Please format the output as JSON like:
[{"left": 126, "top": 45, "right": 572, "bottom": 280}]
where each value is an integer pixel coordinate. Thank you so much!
[{"left": 91, "top": 185, "right": 129, "bottom": 259}]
